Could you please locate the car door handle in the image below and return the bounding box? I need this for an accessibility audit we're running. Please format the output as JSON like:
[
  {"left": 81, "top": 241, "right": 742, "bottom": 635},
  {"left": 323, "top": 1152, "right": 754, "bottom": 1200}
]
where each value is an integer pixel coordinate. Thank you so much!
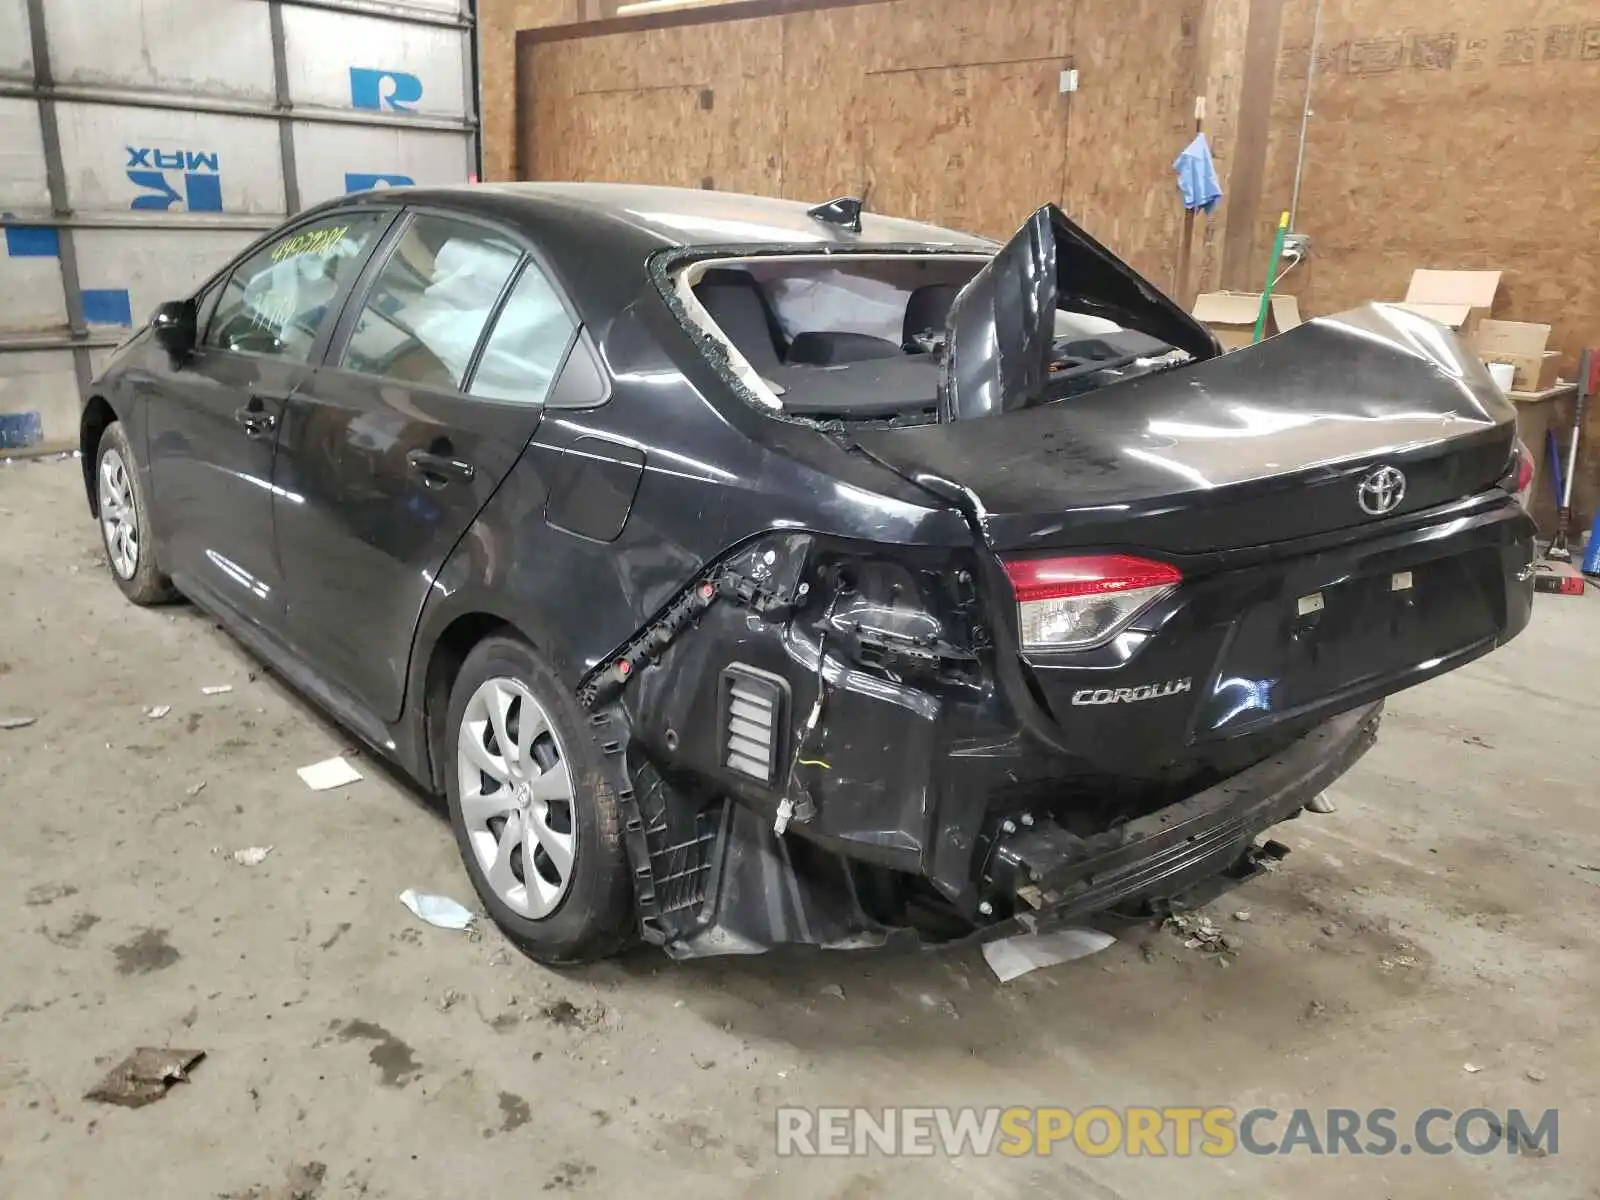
[
  {"left": 407, "top": 449, "right": 476, "bottom": 486},
  {"left": 233, "top": 406, "right": 278, "bottom": 438}
]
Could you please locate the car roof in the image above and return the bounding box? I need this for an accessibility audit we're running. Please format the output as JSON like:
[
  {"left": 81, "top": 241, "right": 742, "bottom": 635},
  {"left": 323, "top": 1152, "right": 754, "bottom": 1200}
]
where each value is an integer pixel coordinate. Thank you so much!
[
  {"left": 315, "top": 182, "right": 997, "bottom": 324},
  {"left": 370, "top": 182, "right": 996, "bottom": 252}
]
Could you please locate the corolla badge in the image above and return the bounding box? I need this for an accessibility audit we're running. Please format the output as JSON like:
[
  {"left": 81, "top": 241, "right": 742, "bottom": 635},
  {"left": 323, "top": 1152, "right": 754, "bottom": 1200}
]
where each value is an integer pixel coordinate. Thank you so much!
[
  {"left": 1357, "top": 466, "right": 1406, "bottom": 516},
  {"left": 1072, "top": 678, "right": 1192, "bottom": 706}
]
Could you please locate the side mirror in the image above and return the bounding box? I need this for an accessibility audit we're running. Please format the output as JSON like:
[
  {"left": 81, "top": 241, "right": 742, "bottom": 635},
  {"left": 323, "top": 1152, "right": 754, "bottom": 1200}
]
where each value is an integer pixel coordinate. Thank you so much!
[{"left": 151, "top": 299, "right": 197, "bottom": 359}]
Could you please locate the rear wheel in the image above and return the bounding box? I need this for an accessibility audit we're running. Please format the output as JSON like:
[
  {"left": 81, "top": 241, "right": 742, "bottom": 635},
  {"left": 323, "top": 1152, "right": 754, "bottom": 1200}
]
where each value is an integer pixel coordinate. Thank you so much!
[
  {"left": 95, "top": 421, "right": 177, "bottom": 605},
  {"left": 444, "top": 635, "right": 634, "bottom": 964}
]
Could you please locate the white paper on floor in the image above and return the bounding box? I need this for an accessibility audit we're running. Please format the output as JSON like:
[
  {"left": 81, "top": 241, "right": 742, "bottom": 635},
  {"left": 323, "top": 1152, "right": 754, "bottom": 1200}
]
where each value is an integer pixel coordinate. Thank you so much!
[
  {"left": 296, "top": 756, "right": 363, "bottom": 791},
  {"left": 982, "top": 927, "right": 1117, "bottom": 982},
  {"left": 398, "top": 888, "right": 475, "bottom": 931},
  {"left": 200, "top": 685, "right": 233, "bottom": 696}
]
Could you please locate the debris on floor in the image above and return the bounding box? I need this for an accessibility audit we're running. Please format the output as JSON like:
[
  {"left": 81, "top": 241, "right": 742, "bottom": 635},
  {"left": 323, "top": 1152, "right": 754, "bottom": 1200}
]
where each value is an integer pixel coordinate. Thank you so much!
[
  {"left": 398, "top": 888, "right": 474, "bottom": 931},
  {"left": 297, "top": 756, "right": 363, "bottom": 792},
  {"left": 982, "top": 927, "right": 1117, "bottom": 982},
  {"left": 186, "top": 780, "right": 208, "bottom": 797},
  {"left": 145, "top": 705, "right": 171, "bottom": 719},
  {"left": 1463, "top": 1062, "right": 1482, "bottom": 1073},
  {"left": 818, "top": 983, "right": 846, "bottom": 1000},
  {"left": 0, "top": 714, "right": 37, "bottom": 730},
  {"left": 229, "top": 845, "right": 273, "bottom": 867},
  {"left": 200, "top": 685, "right": 233, "bottom": 696},
  {"left": 1526, "top": 1067, "right": 1547, "bottom": 1083},
  {"left": 1164, "top": 911, "right": 1233, "bottom": 953},
  {"left": 85, "top": 1047, "right": 205, "bottom": 1108},
  {"left": 1233, "top": 910, "right": 1252, "bottom": 922},
  {"left": 539, "top": 999, "right": 604, "bottom": 1030}
]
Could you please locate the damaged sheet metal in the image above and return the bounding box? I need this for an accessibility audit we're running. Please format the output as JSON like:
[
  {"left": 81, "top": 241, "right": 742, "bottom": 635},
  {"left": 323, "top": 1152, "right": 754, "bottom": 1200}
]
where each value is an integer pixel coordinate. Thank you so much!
[
  {"left": 940, "top": 205, "right": 1217, "bottom": 430},
  {"left": 85, "top": 1047, "right": 205, "bottom": 1108}
]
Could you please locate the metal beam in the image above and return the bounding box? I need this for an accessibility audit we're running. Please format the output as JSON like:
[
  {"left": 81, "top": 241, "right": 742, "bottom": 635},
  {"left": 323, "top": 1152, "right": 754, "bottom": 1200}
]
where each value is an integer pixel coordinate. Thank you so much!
[
  {"left": 249, "top": 0, "right": 472, "bottom": 29},
  {"left": 0, "top": 333, "right": 126, "bottom": 354},
  {"left": 464, "top": 0, "right": 482, "bottom": 180},
  {"left": 268, "top": 0, "right": 302, "bottom": 214},
  {"left": 0, "top": 82, "right": 476, "bottom": 133},
  {"left": 1, "top": 212, "right": 284, "bottom": 232},
  {"left": 22, "top": 0, "right": 91, "bottom": 402}
]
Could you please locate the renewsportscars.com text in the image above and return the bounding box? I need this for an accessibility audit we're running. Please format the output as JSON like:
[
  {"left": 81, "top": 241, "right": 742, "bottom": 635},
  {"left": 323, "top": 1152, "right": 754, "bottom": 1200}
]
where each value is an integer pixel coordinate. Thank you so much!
[{"left": 776, "top": 1106, "right": 1558, "bottom": 1158}]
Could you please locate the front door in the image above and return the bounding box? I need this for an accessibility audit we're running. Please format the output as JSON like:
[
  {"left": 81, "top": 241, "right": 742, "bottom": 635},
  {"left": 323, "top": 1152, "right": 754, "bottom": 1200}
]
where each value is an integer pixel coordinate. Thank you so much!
[
  {"left": 145, "top": 210, "right": 392, "bottom": 628},
  {"left": 271, "top": 211, "right": 579, "bottom": 720}
]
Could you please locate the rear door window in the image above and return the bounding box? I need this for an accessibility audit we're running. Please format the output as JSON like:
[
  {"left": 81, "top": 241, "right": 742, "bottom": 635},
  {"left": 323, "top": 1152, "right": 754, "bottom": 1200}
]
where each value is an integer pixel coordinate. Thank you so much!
[
  {"left": 467, "top": 260, "right": 577, "bottom": 405},
  {"left": 205, "top": 213, "right": 387, "bottom": 361},
  {"left": 339, "top": 214, "right": 521, "bottom": 391}
]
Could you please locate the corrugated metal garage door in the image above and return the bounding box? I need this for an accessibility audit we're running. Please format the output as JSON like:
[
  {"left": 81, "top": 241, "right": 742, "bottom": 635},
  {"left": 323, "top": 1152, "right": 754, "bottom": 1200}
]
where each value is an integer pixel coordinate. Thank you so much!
[{"left": 0, "top": 0, "right": 479, "bottom": 453}]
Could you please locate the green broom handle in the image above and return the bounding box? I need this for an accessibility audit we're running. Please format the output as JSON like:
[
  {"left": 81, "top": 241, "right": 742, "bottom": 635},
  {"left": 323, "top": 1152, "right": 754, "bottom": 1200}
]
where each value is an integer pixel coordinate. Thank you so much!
[{"left": 1253, "top": 211, "right": 1291, "bottom": 344}]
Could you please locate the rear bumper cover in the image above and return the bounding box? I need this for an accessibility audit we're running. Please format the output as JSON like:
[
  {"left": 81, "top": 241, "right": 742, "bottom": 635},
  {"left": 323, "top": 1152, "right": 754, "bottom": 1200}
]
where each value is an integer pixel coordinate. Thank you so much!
[
  {"left": 983, "top": 700, "right": 1383, "bottom": 937},
  {"left": 654, "top": 700, "right": 1383, "bottom": 957}
]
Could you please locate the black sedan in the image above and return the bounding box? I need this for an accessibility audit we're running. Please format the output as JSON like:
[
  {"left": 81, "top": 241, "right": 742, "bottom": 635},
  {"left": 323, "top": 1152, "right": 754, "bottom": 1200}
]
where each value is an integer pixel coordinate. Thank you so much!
[{"left": 82, "top": 184, "right": 1536, "bottom": 963}]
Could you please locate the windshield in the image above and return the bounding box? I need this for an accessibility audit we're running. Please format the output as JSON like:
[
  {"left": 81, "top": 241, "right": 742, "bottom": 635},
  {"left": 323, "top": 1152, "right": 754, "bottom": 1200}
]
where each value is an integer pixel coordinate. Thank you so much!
[{"left": 674, "top": 252, "right": 1191, "bottom": 424}]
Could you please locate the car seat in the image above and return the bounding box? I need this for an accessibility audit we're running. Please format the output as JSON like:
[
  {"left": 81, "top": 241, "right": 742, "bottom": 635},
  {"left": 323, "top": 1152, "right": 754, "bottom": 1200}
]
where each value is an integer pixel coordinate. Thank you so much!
[{"left": 694, "top": 269, "right": 786, "bottom": 376}]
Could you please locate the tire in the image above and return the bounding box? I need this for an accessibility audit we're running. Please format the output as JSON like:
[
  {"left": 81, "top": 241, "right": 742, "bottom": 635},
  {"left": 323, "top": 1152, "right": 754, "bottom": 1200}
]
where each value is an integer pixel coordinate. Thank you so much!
[
  {"left": 444, "top": 634, "right": 635, "bottom": 964},
  {"left": 94, "top": 420, "right": 178, "bottom": 605}
]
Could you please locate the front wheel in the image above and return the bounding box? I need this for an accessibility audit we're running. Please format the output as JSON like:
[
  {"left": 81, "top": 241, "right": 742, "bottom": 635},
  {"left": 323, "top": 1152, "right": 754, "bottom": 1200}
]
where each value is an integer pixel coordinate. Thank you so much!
[
  {"left": 95, "top": 420, "right": 177, "bottom": 605},
  {"left": 444, "top": 635, "right": 634, "bottom": 964}
]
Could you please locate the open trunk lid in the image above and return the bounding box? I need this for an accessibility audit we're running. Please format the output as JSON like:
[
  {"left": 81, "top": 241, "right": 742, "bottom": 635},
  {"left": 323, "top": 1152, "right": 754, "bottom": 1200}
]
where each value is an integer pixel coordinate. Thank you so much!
[
  {"left": 937, "top": 204, "right": 1219, "bottom": 425},
  {"left": 853, "top": 206, "right": 1517, "bottom": 552}
]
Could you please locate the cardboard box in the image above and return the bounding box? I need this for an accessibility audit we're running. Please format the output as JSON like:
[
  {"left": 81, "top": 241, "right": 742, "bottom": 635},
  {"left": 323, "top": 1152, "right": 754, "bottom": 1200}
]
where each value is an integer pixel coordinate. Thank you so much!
[
  {"left": 1192, "top": 292, "right": 1302, "bottom": 350},
  {"left": 1476, "top": 319, "right": 1560, "bottom": 392},
  {"left": 1495, "top": 351, "right": 1563, "bottom": 393},
  {"left": 1476, "top": 318, "right": 1549, "bottom": 357},
  {"left": 1397, "top": 269, "right": 1501, "bottom": 344}
]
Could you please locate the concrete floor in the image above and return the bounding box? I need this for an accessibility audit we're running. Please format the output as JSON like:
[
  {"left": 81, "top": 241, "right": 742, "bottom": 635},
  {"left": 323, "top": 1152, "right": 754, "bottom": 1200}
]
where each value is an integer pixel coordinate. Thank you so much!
[{"left": 2, "top": 455, "right": 1598, "bottom": 1200}]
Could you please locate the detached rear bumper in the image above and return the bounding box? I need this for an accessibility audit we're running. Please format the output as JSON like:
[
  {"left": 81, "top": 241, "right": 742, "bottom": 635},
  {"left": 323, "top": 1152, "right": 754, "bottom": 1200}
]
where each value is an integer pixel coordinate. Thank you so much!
[
  {"left": 981, "top": 700, "right": 1383, "bottom": 938},
  {"left": 646, "top": 699, "right": 1382, "bottom": 958}
]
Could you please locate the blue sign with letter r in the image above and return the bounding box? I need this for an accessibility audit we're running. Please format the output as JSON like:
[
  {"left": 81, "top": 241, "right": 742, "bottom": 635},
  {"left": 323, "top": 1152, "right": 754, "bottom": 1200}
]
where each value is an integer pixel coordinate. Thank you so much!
[{"left": 350, "top": 68, "right": 423, "bottom": 112}]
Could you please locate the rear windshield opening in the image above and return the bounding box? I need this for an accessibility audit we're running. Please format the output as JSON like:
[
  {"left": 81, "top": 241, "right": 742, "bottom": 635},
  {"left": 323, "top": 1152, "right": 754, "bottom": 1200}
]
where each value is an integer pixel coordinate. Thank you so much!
[{"left": 673, "top": 254, "right": 1191, "bottom": 423}]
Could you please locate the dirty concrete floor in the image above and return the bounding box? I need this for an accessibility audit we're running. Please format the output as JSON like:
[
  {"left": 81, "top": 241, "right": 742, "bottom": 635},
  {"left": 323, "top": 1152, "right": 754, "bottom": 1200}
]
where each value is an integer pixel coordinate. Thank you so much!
[{"left": 2, "top": 456, "right": 1598, "bottom": 1199}]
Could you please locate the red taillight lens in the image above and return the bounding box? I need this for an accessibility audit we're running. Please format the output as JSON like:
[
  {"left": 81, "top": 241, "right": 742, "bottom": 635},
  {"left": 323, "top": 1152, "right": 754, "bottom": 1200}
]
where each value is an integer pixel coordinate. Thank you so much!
[
  {"left": 1511, "top": 440, "right": 1535, "bottom": 509},
  {"left": 1002, "top": 554, "right": 1182, "bottom": 651}
]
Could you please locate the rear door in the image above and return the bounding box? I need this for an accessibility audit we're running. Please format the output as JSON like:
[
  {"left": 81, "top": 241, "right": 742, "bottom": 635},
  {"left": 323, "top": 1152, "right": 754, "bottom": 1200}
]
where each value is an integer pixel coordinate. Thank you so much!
[
  {"left": 145, "top": 210, "right": 392, "bottom": 629},
  {"left": 270, "top": 209, "right": 579, "bottom": 721}
]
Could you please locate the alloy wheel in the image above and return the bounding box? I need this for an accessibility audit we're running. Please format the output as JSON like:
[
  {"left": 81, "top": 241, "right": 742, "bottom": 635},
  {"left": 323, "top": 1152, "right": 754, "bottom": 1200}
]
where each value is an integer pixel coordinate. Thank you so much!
[
  {"left": 457, "top": 677, "right": 578, "bottom": 918},
  {"left": 99, "top": 448, "right": 139, "bottom": 580}
]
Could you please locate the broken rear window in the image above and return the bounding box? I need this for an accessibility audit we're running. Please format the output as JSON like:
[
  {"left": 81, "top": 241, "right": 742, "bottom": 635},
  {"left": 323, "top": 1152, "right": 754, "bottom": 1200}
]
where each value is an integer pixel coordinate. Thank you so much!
[{"left": 670, "top": 253, "right": 1191, "bottom": 423}]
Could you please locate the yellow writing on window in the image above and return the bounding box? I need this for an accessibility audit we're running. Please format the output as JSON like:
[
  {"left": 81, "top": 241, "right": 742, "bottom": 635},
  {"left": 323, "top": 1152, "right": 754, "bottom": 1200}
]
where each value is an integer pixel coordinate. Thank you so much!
[{"left": 271, "top": 225, "right": 351, "bottom": 263}]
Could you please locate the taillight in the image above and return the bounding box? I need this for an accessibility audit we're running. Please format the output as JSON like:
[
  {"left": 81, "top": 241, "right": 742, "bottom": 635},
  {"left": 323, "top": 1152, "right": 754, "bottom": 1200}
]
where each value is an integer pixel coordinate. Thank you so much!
[
  {"left": 1510, "top": 440, "right": 1535, "bottom": 509},
  {"left": 1002, "top": 554, "right": 1182, "bottom": 652}
]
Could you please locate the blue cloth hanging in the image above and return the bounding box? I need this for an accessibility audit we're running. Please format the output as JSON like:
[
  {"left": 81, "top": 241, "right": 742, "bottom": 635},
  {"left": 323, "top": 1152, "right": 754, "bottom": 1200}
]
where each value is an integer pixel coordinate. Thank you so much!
[{"left": 1174, "top": 133, "right": 1222, "bottom": 213}]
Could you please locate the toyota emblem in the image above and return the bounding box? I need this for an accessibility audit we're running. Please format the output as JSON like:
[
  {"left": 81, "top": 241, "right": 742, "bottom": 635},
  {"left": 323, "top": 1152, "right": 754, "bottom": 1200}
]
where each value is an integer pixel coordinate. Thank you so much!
[{"left": 1357, "top": 466, "right": 1406, "bottom": 516}]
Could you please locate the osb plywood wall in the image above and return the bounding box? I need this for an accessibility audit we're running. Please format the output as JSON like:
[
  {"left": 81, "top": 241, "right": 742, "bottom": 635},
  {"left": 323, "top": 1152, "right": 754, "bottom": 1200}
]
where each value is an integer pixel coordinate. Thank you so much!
[
  {"left": 480, "top": 0, "right": 578, "bottom": 183},
  {"left": 1249, "top": 0, "right": 1600, "bottom": 519},
  {"left": 520, "top": 0, "right": 1204, "bottom": 282},
  {"left": 1251, "top": 0, "right": 1600, "bottom": 356}
]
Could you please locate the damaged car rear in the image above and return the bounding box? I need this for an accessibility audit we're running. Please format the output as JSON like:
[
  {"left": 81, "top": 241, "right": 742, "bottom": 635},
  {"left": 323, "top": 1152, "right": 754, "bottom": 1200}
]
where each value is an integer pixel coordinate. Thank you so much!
[
  {"left": 86, "top": 184, "right": 1535, "bottom": 965},
  {"left": 592, "top": 197, "right": 1536, "bottom": 960}
]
